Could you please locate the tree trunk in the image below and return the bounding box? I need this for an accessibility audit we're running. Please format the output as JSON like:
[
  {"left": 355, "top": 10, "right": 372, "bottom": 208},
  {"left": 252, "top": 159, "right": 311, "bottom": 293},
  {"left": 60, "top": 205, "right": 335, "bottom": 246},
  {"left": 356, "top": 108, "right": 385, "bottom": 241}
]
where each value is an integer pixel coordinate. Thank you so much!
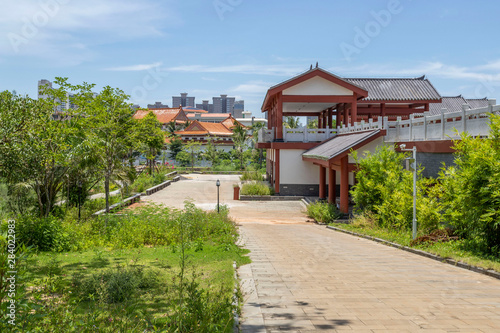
[{"left": 104, "top": 174, "right": 110, "bottom": 213}]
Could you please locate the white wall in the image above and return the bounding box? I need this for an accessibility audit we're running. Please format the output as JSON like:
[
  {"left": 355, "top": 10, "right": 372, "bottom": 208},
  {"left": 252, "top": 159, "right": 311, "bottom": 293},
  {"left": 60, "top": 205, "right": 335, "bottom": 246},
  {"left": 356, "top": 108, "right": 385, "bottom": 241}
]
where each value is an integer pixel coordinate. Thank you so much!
[
  {"left": 283, "top": 76, "right": 353, "bottom": 96},
  {"left": 280, "top": 149, "right": 320, "bottom": 184},
  {"left": 348, "top": 137, "right": 388, "bottom": 163}
]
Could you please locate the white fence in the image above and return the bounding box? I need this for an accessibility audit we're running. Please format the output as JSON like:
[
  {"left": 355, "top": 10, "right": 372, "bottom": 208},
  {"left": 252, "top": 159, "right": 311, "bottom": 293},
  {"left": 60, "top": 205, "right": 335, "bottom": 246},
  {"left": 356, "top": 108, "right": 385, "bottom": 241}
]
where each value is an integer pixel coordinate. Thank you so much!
[
  {"left": 384, "top": 103, "right": 500, "bottom": 142},
  {"left": 257, "top": 101, "right": 500, "bottom": 144}
]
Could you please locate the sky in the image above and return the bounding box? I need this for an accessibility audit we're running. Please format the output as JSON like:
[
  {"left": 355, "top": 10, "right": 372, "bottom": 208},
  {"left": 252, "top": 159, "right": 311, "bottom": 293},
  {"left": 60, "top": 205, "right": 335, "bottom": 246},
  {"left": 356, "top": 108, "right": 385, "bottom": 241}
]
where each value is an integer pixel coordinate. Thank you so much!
[{"left": 1, "top": 0, "right": 500, "bottom": 117}]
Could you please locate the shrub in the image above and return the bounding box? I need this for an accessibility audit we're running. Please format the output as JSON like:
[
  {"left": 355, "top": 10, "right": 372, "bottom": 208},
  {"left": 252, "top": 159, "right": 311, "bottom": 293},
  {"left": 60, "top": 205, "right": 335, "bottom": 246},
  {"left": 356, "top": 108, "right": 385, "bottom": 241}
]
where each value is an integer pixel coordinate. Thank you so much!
[
  {"left": 351, "top": 145, "right": 441, "bottom": 234},
  {"left": 74, "top": 266, "right": 160, "bottom": 303},
  {"left": 14, "top": 214, "right": 72, "bottom": 252},
  {"left": 240, "top": 171, "right": 264, "bottom": 181},
  {"left": 438, "top": 114, "right": 500, "bottom": 253},
  {"left": 240, "top": 181, "right": 274, "bottom": 196},
  {"left": 306, "top": 201, "right": 341, "bottom": 223}
]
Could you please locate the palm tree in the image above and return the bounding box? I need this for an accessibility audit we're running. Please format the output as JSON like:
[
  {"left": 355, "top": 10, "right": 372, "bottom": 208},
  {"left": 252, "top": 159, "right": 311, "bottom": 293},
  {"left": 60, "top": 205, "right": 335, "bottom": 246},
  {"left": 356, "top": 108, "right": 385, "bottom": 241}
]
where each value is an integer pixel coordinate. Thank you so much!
[
  {"left": 284, "top": 116, "right": 301, "bottom": 129},
  {"left": 232, "top": 123, "right": 248, "bottom": 170}
]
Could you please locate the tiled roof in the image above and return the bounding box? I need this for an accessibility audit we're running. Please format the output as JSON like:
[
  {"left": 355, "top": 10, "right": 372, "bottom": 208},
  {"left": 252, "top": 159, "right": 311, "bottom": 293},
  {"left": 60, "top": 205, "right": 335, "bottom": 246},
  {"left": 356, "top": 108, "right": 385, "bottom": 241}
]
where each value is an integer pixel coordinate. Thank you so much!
[
  {"left": 428, "top": 96, "right": 490, "bottom": 115},
  {"left": 466, "top": 98, "right": 490, "bottom": 109},
  {"left": 133, "top": 108, "right": 188, "bottom": 124},
  {"left": 176, "top": 121, "right": 233, "bottom": 136},
  {"left": 344, "top": 76, "right": 441, "bottom": 102},
  {"left": 182, "top": 106, "right": 209, "bottom": 113},
  {"left": 302, "top": 130, "right": 381, "bottom": 161},
  {"left": 221, "top": 115, "right": 245, "bottom": 129}
]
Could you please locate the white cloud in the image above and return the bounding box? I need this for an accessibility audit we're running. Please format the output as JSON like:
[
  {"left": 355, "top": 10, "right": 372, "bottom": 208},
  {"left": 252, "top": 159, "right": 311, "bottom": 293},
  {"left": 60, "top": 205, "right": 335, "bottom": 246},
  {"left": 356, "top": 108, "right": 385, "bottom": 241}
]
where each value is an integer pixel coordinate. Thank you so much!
[
  {"left": 0, "top": 0, "right": 178, "bottom": 64},
  {"left": 105, "top": 62, "right": 163, "bottom": 72}
]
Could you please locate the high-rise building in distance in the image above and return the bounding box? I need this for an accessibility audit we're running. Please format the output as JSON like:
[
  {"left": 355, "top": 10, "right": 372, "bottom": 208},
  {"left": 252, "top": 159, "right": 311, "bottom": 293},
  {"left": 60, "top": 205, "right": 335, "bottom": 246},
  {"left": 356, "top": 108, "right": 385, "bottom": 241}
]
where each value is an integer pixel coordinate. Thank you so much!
[{"left": 172, "top": 93, "right": 195, "bottom": 108}]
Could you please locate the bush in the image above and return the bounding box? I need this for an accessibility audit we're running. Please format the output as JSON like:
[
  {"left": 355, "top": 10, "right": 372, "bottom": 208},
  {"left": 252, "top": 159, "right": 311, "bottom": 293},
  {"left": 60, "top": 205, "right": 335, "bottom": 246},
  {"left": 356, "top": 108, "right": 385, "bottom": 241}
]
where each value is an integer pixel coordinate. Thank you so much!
[
  {"left": 74, "top": 266, "right": 160, "bottom": 303},
  {"left": 437, "top": 114, "right": 500, "bottom": 253},
  {"left": 351, "top": 145, "right": 441, "bottom": 234},
  {"left": 240, "top": 181, "right": 274, "bottom": 196},
  {"left": 240, "top": 171, "right": 264, "bottom": 181},
  {"left": 306, "top": 201, "right": 341, "bottom": 223},
  {"left": 13, "top": 214, "right": 72, "bottom": 252}
]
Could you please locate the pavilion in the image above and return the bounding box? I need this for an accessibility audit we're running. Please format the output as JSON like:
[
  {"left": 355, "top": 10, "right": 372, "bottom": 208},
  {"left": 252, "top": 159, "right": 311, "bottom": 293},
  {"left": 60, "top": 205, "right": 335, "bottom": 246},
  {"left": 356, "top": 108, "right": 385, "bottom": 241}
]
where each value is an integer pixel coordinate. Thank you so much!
[{"left": 257, "top": 66, "right": 442, "bottom": 214}]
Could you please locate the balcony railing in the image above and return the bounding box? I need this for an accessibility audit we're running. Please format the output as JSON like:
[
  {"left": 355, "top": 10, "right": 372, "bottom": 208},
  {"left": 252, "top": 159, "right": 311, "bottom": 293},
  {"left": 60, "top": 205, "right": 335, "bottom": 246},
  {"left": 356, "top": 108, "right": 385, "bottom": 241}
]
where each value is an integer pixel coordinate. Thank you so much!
[{"left": 257, "top": 101, "right": 499, "bottom": 144}]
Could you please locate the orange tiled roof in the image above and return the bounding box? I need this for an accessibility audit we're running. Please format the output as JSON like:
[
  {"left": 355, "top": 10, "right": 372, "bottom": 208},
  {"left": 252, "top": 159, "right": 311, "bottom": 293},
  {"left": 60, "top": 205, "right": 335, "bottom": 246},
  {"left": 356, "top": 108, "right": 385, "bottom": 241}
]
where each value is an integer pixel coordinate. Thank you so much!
[
  {"left": 221, "top": 114, "right": 245, "bottom": 129},
  {"left": 133, "top": 107, "right": 189, "bottom": 124},
  {"left": 175, "top": 120, "right": 233, "bottom": 136}
]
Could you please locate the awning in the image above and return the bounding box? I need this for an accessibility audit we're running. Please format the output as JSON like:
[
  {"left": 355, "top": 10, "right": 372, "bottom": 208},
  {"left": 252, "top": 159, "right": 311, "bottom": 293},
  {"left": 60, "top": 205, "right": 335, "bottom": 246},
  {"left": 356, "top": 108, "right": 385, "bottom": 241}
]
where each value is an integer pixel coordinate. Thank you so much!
[{"left": 302, "top": 130, "right": 382, "bottom": 163}]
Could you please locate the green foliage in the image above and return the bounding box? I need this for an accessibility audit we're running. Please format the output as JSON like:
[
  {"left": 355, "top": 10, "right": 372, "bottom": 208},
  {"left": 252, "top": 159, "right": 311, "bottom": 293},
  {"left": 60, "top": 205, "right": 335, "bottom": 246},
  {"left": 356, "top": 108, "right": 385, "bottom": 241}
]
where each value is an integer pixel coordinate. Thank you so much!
[
  {"left": 14, "top": 215, "right": 72, "bottom": 252},
  {"left": 169, "top": 136, "right": 184, "bottom": 160},
  {"left": 240, "top": 171, "right": 264, "bottom": 181},
  {"left": 351, "top": 145, "right": 441, "bottom": 234},
  {"left": 306, "top": 201, "right": 341, "bottom": 223},
  {"left": 74, "top": 265, "right": 160, "bottom": 303},
  {"left": 134, "top": 112, "right": 165, "bottom": 175},
  {"left": 437, "top": 114, "right": 500, "bottom": 253},
  {"left": 240, "top": 181, "right": 274, "bottom": 196},
  {"left": 284, "top": 116, "right": 301, "bottom": 129}
]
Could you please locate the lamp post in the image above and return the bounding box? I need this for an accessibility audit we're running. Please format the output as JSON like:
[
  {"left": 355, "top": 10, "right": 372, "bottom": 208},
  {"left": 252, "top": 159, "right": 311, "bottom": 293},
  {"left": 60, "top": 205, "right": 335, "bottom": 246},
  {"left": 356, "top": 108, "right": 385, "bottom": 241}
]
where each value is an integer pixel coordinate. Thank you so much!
[
  {"left": 400, "top": 144, "right": 417, "bottom": 240},
  {"left": 216, "top": 179, "right": 220, "bottom": 213}
]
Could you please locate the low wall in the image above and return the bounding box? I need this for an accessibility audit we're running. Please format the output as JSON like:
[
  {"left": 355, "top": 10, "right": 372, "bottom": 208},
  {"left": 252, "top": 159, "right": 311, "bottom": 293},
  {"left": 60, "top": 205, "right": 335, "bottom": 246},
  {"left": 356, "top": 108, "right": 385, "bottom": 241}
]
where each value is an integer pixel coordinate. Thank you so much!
[
  {"left": 146, "top": 180, "right": 172, "bottom": 195},
  {"left": 239, "top": 195, "right": 304, "bottom": 201},
  {"left": 93, "top": 193, "right": 141, "bottom": 217}
]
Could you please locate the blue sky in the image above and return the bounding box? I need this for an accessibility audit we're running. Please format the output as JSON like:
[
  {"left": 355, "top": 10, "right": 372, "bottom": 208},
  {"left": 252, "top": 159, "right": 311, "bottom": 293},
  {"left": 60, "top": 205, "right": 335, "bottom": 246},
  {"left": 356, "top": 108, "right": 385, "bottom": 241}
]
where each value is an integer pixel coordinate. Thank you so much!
[{"left": 1, "top": 0, "right": 500, "bottom": 116}]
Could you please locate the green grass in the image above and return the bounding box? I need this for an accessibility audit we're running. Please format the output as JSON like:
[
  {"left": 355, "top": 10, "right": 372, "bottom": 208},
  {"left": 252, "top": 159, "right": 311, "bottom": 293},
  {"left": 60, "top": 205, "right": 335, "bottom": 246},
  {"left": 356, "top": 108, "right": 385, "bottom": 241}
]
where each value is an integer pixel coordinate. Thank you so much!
[
  {"left": 306, "top": 201, "right": 341, "bottom": 224},
  {"left": 240, "top": 171, "right": 264, "bottom": 181},
  {"left": 1, "top": 203, "right": 251, "bottom": 331},
  {"left": 330, "top": 214, "right": 500, "bottom": 273},
  {"left": 240, "top": 181, "right": 274, "bottom": 196}
]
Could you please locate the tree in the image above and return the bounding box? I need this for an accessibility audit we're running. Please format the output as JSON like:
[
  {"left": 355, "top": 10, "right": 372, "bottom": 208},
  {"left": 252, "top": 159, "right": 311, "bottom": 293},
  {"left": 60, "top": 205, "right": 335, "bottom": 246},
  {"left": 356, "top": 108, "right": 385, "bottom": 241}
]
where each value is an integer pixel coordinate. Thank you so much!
[
  {"left": 166, "top": 120, "right": 177, "bottom": 137},
  {"left": 169, "top": 136, "right": 184, "bottom": 160},
  {"left": 232, "top": 123, "right": 248, "bottom": 170},
  {"left": 184, "top": 140, "right": 202, "bottom": 170},
  {"left": 284, "top": 116, "right": 301, "bottom": 129},
  {"left": 135, "top": 112, "right": 164, "bottom": 175},
  {"left": 204, "top": 137, "right": 220, "bottom": 166},
  {"left": 72, "top": 83, "right": 135, "bottom": 215},
  {"left": 307, "top": 119, "right": 318, "bottom": 129}
]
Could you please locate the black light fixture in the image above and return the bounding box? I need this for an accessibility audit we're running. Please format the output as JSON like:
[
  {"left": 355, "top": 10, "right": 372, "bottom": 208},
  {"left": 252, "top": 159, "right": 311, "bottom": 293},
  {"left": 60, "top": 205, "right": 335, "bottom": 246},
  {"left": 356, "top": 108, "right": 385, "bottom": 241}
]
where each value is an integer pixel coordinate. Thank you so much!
[
  {"left": 216, "top": 179, "right": 220, "bottom": 213},
  {"left": 77, "top": 180, "right": 82, "bottom": 221}
]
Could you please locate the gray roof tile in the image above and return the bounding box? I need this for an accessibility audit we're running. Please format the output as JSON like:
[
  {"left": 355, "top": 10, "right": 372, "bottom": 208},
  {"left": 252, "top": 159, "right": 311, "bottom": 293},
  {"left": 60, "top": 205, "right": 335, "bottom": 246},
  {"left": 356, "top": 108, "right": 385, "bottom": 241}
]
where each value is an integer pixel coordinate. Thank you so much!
[
  {"left": 302, "top": 130, "right": 380, "bottom": 161},
  {"left": 428, "top": 96, "right": 490, "bottom": 115},
  {"left": 344, "top": 76, "right": 441, "bottom": 102}
]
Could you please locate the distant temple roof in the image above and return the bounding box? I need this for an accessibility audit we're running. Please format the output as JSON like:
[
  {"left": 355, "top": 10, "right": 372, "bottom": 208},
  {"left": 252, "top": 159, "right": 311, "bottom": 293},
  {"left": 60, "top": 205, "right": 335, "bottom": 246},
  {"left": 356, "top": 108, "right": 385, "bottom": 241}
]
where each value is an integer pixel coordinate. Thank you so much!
[
  {"left": 344, "top": 76, "right": 441, "bottom": 102},
  {"left": 428, "top": 96, "right": 490, "bottom": 115}
]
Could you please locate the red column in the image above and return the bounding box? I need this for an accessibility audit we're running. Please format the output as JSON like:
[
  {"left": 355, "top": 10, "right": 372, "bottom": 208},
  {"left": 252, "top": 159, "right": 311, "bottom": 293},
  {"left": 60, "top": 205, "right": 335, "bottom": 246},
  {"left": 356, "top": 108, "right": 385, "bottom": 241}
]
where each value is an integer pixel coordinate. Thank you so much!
[
  {"left": 319, "top": 166, "right": 326, "bottom": 199},
  {"left": 328, "top": 108, "right": 333, "bottom": 128},
  {"left": 318, "top": 113, "right": 322, "bottom": 128},
  {"left": 276, "top": 93, "right": 283, "bottom": 140},
  {"left": 274, "top": 149, "right": 280, "bottom": 194},
  {"left": 328, "top": 168, "right": 336, "bottom": 204},
  {"left": 340, "top": 156, "right": 349, "bottom": 214},
  {"left": 351, "top": 93, "right": 358, "bottom": 126}
]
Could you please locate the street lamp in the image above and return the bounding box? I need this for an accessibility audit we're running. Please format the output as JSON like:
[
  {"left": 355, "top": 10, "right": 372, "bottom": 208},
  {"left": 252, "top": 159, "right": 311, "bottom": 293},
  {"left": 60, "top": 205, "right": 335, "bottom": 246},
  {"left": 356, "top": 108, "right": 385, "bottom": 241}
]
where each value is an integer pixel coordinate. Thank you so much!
[
  {"left": 400, "top": 144, "right": 417, "bottom": 239},
  {"left": 216, "top": 179, "right": 220, "bottom": 213}
]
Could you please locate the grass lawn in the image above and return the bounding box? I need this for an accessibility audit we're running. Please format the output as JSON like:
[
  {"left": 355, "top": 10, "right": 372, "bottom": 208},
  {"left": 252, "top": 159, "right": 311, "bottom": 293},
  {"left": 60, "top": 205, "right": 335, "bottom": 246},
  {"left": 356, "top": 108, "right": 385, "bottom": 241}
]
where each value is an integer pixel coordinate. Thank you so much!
[
  {"left": 17, "top": 243, "right": 250, "bottom": 332},
  {"left": 331, "top": 221, "right": 500, "bottom": 273}
]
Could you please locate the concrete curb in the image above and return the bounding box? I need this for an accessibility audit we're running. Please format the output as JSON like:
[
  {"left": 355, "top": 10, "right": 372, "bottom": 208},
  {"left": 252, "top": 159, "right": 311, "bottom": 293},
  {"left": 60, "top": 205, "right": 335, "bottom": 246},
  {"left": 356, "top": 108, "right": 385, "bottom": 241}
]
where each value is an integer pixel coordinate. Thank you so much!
[
  {"left": 326, "top": 225, "right": 500, "bottom": 280},
  {"left": 239, "top": 195, "right": 304, "bottom": 201}
]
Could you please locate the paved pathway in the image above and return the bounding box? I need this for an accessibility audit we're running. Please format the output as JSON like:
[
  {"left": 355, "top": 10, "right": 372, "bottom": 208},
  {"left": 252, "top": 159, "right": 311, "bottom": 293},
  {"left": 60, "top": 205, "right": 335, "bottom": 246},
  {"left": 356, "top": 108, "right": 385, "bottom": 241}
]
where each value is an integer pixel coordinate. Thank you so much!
[{"left": 145, "top": 174, "right": 500, "bottom": 332}]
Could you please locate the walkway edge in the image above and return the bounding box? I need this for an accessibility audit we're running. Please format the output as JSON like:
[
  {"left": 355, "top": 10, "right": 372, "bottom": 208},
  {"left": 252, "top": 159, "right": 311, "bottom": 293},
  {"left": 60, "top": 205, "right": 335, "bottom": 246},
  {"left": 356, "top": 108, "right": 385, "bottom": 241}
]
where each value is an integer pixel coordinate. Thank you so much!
[{"left": 326, "top": 225, "right": 500, "bottom": 280}]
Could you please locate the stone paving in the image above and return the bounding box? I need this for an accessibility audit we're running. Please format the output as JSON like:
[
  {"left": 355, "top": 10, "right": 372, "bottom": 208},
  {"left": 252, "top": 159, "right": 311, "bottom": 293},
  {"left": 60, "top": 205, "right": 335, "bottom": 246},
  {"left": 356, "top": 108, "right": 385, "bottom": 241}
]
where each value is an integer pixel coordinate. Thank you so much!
[
  {"left": 238, "top": 224, "right": 500, "bottom": 332},
  {"left": 145, "top": 174, "right": 500, "bottom": 332}
]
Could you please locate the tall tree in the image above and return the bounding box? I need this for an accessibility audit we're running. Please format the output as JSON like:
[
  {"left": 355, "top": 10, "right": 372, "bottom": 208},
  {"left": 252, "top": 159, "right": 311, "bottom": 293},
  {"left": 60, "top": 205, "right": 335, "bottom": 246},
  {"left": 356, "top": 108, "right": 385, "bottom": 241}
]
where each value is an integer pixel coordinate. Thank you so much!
[
  {"left": 284, "top": 116, "right": 301, "bottom": 129},
  {"left": 135, "top": 112, "right": 164, "bottom": 175},
  {"left": 232, "top": 123, "right": 248, "bottom": 170},
  {"left": 72, "top": 83, "right": 135, "bottom": 214}
]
